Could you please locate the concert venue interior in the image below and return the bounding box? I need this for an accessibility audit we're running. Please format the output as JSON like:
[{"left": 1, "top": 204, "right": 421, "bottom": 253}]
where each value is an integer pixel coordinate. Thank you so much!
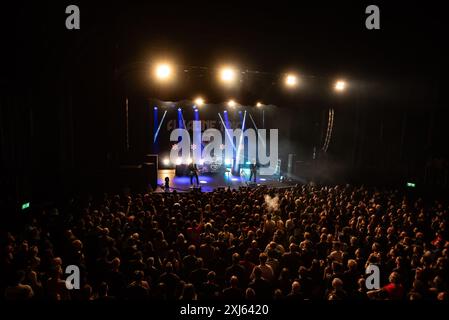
[{"left": 0, "top": 1, "right": 448, "bottom": 308}]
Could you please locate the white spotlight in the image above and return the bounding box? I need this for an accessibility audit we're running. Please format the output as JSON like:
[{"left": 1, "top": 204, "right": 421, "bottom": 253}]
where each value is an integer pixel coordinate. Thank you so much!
[
  {"left": 228, "top": 100, "right": 237, "bottom": 108},
  {"left": 335, "top": 80, "right": 346, "bottom": 92},
  {"left": 155, "top": 63, "right": 172, "bottom": 80},
  {"left": 163, "top": 157, "right": 170, "bottom": 166},
  {"left": 256, "top": 102, "right": 263, "bottom": 108},
  {"left": 220, "top": 67, "right": 236, "bottom": 83},
  {"left": 285, "top": 74, "right": 298, "bottom": 87},
  {"left": 194, "top": 97, "right": 205, "bottom": 106}
]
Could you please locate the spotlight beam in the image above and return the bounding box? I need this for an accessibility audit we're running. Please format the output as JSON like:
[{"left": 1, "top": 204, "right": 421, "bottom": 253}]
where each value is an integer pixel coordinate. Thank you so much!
[
  {"left": 194, "top": 107, "right": 199, "bottom": 121},
  {"left": 248, "top": 112, "right": 266, "bottom": 150},
  {"left": 154, "top": 110, "right": 168, "bottom": 143},
  {"left": 180, "top": 110, "right": 187, "bottom": 130},
  {"left": 153, "top": 107, "right": 159, "bottom": 149},
  {"left": 177, "top": 108, "right": 187, "bottom": 129},
  {"left": 218, "top": 113, "right": 236, "bottom": 151},
  {"left": 235, "top": 110, "right": 247, "bottom": 170},
  {"left": 223, "top": 111, "right": 231, "bottom": 129}
]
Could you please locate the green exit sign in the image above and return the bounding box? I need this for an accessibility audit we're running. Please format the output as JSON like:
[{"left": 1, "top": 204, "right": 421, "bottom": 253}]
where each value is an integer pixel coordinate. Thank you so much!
[
  {"left": 21, "top": 202, "right": 30, "bottom": 210},
  {"left": 406, "top": 182, "right": 416, "bottom": 188}
]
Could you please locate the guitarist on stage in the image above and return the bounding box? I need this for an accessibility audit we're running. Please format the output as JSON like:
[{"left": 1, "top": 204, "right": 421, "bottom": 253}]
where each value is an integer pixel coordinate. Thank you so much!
[{"left": 188, "top": 162, "right": 199, "bottom": 186}]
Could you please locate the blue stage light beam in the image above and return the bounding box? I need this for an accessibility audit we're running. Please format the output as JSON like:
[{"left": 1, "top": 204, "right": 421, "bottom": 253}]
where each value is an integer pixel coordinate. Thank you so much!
[
  {"left": 235, "top": 110, "right": 247, "bottom": 172},
  {"left": 194, "top": 107, "right": 199, "bottom": 121},
  {"left": 177, "top": 108, "right": 184, "bottom": 129},
  {"left": 179, "top": 108, "right": 187, "bottom": 129},
  {"left": 154, "top": 110, "right": 167, "bottom": 144},
  {"left": 193, "top": 108, "right": 201, "bottom": 161},
  {"left": 248, "top": 111, "right": 266, "bottom": 150},
  {"left": 153, "top": 106, "right": 158, "bottom": 149},
  {"left": 218, "top": 112, "right": 236, "bottom": 152},
  {"left": 223, "top": 110, "right": 231, "bottom": 129}
]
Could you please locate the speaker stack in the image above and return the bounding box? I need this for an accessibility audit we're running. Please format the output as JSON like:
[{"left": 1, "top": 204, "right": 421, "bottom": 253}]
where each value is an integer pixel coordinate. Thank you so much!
[{"left": 143, "top": 154, "right": 158, "bottom": 190}]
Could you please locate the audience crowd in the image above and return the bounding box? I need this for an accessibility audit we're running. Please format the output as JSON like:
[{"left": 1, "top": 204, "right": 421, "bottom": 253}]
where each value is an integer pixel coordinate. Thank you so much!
[{"left": 1, "top": 185, "right": 448, "bottom": 301}]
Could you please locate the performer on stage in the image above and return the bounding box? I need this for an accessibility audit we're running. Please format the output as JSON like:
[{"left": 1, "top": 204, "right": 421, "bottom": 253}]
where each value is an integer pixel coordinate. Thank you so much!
[
  {"left": 249, "top": 160, "right": 258, "bottom": 183},
  {"left": 188, "top": 162, "right": 199, "bottom": 186},
  {"left": 164, "top": 177, "right": 170, "bottom": 192}
]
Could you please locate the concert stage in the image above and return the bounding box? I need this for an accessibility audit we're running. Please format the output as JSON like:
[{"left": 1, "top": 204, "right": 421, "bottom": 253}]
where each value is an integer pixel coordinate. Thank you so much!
[{"left": 155, "top": 169, "right": 292, "bottom": 192}]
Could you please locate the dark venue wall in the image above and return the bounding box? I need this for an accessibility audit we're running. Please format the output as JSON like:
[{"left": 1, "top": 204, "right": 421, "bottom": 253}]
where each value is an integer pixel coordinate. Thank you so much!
[{"left": 0, "top": 1, "right": 447, "bottom": 212}]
